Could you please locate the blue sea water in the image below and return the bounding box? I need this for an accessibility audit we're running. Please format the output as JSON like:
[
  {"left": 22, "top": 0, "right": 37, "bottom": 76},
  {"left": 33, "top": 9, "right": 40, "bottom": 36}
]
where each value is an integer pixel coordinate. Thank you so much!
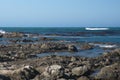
[
  {"left": 0, "top": 27, "right": 120, "bottom": 57},
  {"left": 0, "top": 27, "right": 120, "bottom": 43}
]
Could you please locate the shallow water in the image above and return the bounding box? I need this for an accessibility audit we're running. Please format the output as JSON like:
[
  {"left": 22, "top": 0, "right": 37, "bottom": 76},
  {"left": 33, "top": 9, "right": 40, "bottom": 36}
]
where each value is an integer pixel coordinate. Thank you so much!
[{"left": 37, "top": 48, "right": 110, "bottom": 58}]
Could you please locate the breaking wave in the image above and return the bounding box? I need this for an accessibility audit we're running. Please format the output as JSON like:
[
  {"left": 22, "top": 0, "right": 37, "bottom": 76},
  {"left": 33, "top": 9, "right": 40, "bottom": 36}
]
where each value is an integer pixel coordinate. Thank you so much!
[
  {"left": 0, "top": 30, "right": 6, "bottom": 34},
  {"left": 85, "top": 28, "right": 109, "bottom": 30}
]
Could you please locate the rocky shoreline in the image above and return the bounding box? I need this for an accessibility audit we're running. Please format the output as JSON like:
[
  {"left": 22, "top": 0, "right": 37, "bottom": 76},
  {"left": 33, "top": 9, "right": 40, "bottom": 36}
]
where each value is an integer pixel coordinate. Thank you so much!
[{"left": 0, "top": 32, "right": 120, "bottom": 80}]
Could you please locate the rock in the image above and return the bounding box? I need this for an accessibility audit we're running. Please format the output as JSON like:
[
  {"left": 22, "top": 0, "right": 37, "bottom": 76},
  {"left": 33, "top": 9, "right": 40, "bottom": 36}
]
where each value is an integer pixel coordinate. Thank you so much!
[
  {"left": 95, "top": 63, "right": 120, "bottom": 80},
  {"left": 113, "top": 48, "right": 120, "bottom": 54},
  {"left": 43, "top": 65, "right": 64, "bottom": 78},
  {"left": 72, "top": 65, "right": 88, "bottom": 76},
  {"left": 57, "top": 78, "right": 66, "bottom": 80},
  {"left": 40, "top": 37, "right": 54, "bottom": 41},
  {"left": 22, "top": 39, "right": 33, "bottom": 42},
  {"left": 68, "top": 45, "right": 78, "bottom": 52},
  {"left": 77, "top": 76, "right": 89, "bottom": 80},
  {"left": 0, "top": 34, "right": 3, "bottom": 38},
  {"left": 41, "top": 43, "right": 67, "bottom": 51},
  {"left": 41, "top": 43, "right": 50, "bottom": 50},
  {"left": 12, "top": 65, "right": 39, "bottom": 80},
  {"left": 80, "top": 44, "right": 93, "bottom": 50},
  {"left": 3, "top": 32, "right": 23, "bottom": 38},
  {"left": 71, "top": 57, "right": 77, "bottom": 62},
  {"left": 0, "top": 75, "right": 11, "bottom": 80}
]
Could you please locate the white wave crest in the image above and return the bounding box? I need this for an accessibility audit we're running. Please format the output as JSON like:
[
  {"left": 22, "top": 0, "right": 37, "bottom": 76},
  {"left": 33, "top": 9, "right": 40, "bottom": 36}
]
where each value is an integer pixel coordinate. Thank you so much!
[
  {"left": 89, "top": 43, "right": 117, "bottom": 48},
  {"left": 0, "top": 30, "right": 6, "bottom": 34},
  {"left": 99, "top": 44, "right": 117, "bottom": 48},
  {"left": 85, "top": 28, "right": 109, "bottom": 30}
]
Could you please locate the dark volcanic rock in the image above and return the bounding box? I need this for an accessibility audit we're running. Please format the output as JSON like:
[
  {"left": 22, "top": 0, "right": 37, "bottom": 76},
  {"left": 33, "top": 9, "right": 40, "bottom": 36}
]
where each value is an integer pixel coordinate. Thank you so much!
[
  {"left": 68, "top": 44, "right": 78, "bottom": 52},
  {"left": 0, "top": 75, "right": 11, "bottom": 80},
  {"left": 0, "top": 34, "right": 3, "bottom": 38},
  {"left": 22, "top": 39, "right": 33, "bottom": 42}
]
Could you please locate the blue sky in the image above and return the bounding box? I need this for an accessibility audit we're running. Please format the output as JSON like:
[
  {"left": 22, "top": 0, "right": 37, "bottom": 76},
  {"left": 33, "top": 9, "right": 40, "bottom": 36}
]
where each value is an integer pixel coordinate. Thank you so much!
[{"left": 0, "top": 0, "right": 120, "bottom": 27}]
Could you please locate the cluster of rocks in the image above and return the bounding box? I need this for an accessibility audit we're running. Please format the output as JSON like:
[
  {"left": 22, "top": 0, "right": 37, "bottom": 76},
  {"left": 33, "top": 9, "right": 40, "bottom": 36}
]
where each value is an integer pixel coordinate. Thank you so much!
[
  {"left": 0, "top": 42, "right": 78, "bottom": 61},
  {"left": 80, "top": 43, "right": 93, "bottom": 50},
  {"left": 0, "top": 32, "right": 120, "bottom": 80},
  {"left": 0, "top": 48, "right": 119, "bottom": 80}
]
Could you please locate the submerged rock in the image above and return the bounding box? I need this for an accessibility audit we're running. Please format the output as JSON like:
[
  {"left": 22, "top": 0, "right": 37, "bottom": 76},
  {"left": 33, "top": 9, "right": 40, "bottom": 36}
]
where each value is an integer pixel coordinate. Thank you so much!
[{"left": 68, "top": 44, "right": 78, "bottom": 52}]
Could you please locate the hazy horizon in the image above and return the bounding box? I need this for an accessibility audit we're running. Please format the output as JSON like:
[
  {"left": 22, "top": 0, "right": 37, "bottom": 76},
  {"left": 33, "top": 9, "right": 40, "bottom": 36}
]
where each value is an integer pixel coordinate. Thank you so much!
[{"left": 0, "top": 0, "right": 120, "bottom": 27}]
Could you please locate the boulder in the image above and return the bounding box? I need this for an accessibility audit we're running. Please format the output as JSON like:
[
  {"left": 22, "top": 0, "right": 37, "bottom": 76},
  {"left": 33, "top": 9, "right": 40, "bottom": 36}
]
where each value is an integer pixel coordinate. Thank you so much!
[
  {"left": 77, "top": 76, "right": 89, "bottom": 80},
  {"left": 12, "top": 65, "right": 39, "bottom": 80},
  {"left": 68, "top": 45, "right": 78, "bottom": 52},
  {"left": 95, "top": 63, "right": 120, "bottom": 80},
  {"left": 43, "top": 65, "right": 64, "bottom": 78},
  {"left": 0, "top": 34, "right": 3, "bottom": 38},
  {"left": 41, "top": 43, "right": 67, "bottom": 51},
  {"left": 72, "top": 65, "right": 89, "bottom": 76},
  {"left": 0, "top": 75, "right": 11, "bottom": 80},
  {"left": 80, "top": 44, "right": 93, "bottom": 50}
]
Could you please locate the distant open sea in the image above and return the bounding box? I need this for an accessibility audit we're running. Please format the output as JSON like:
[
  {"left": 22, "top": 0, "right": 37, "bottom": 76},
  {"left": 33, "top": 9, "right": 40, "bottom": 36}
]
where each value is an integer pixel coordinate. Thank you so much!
[{"left": 0, "top": 27, "right": 120, "bottom": 43}]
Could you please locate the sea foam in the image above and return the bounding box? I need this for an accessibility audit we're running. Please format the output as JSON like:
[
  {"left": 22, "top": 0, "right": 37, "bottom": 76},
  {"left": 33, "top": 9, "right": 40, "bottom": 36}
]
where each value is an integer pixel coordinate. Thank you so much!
[
  {"left": 85, "top": 28, "right": 109, "bottom": 30},
  {"left": 0, "top": 30, "right": 6, "bottom": 34}
]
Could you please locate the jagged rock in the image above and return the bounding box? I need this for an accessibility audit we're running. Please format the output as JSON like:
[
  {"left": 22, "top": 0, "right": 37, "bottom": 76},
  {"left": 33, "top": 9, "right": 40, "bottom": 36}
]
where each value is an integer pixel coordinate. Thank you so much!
[
  {"left": 43, "top": 65, "right": 64, "bottom": 78},
  {"left": 72, "top": 65, "right": 89, "bottom": 76},
  {"left": 95, "top": 63, "right": 120, "bottom": 80},
  {"left": 11, "top": 65, "right": 39, "bottom": 80},
  {"left": 77, "top": 76, "right": 89, "bottom": 80},
  {"left": 71, "top": 57, "right": 77, "bottom": 62},
  {"left": 41, "top": 43, "right": 67, "bottom": 51},
  {"left": 80, "top": 44, "right": 93, "bottom": 50},
  {"left": 68, "top": 45, "right": 78, "bottom": 52},
  {"left": 22, "top": 39, "right": 33, "bottom": 42},
  {"left": 0, "top": 75, "right": 11, "bottom": 80},
  {"left": 0, "top": 34, "right": 3, "bottom": 38}
]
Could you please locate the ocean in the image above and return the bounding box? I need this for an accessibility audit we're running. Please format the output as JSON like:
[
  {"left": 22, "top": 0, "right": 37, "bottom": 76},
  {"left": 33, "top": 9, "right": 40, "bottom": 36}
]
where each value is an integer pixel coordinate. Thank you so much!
[{"left": 0, "top": 27, "right": 120, "bottom": 43}]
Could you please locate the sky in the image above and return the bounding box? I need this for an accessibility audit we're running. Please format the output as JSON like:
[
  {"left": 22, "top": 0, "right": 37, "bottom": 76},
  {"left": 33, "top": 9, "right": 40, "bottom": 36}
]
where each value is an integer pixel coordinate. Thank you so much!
[{"left": 0, "top": 0, "right": 120, "bottom": 27}]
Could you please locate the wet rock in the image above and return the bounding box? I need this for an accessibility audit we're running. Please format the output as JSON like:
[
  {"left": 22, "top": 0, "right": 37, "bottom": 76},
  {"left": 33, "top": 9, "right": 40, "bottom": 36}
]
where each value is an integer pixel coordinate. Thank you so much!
[
  {"left": 77, "top": 76, "right": 89, "bottom": 80},
  {"left": 11, "top": 65, "right": 39, "bottom": 80},
  {"left": 95, "top": 63, "right": 120, "bottom": 80},
  {"left": 41, "top": 43, "right": 67, "bottom": 51},
  {"left": 42, "top": 65, "right": 64, "bottom": 78},
  {"left": 0, "top": 34, "right": 3, "bottom": 38},
  {"left": 72, "top": 65, "right": 89, "bottom": 76},
  {"left": 22, "top": 39, "right": 33, "bottom": 42},
  {"left": 80, "top": 44, "right": 93, "bottom": 50},
  {"left": 27, "top": 54, "right": 37, "bottom": 58},
  {"left": 41, "top": 43, "right": 50, "bottom": 50},
  {"left": 113, "top": 48, "right": 120, "bottom": 54},
  {"left": 0, "top": 75, "right": 11, "bottom": 80},
  {"left": 3, "top": 32, "right": 23, "bottom": 38},
  {"left": 68, "top": 44, "right": 78, "bottom": 52},
  {"left": 71, "top": 57, "right": 77, "bottom": 62},
  {"left": 57, "top": 78, "right": 66, "bottom": 80},
  {"left": 40, "top": 37, "right": 54, "bottom": 41}
]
